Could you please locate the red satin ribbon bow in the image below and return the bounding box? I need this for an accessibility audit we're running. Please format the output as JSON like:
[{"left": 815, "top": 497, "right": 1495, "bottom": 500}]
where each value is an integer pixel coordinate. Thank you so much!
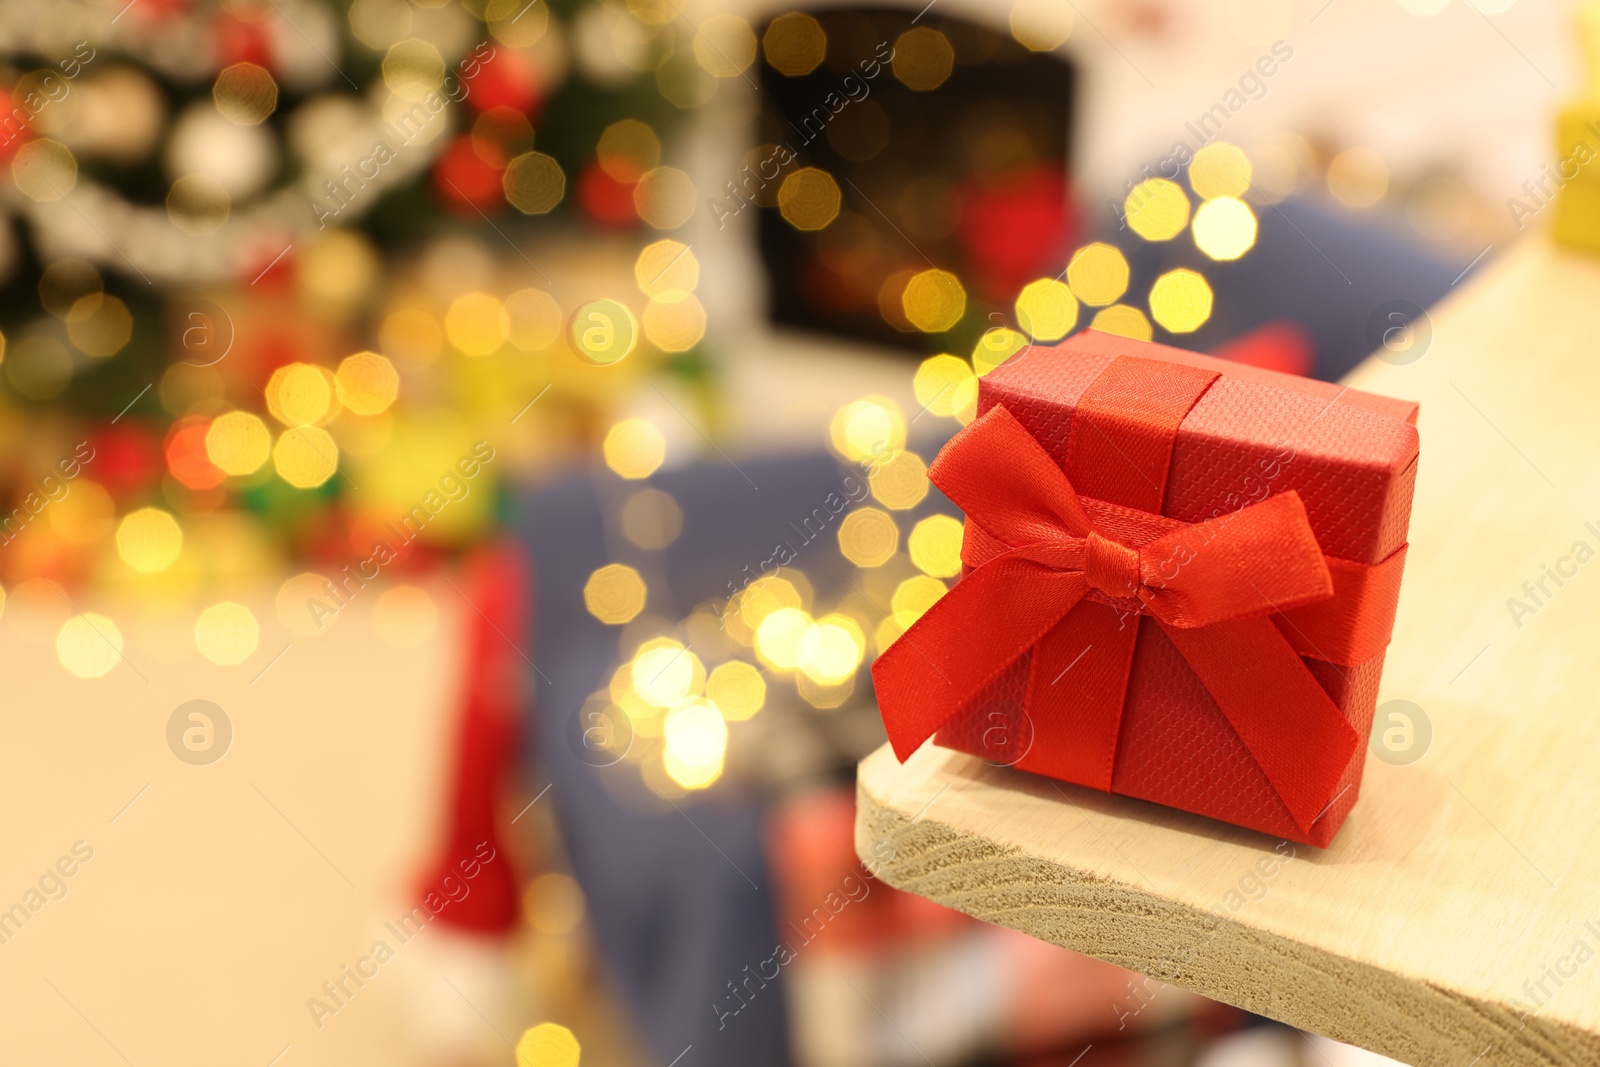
[{"left": 873, "top": 401, "right": 1385, "bottom": 835}]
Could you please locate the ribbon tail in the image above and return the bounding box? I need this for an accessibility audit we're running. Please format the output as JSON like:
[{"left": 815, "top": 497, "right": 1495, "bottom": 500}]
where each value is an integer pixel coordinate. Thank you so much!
[
  {"left": 1162, "top": 617, "right": 1359, "bottom": 835},
  {"left": 1018, "top": 601, "right": 1140, "bottom": 791},
  {"left": 872, "top": 560, "right": 1090, "bottom": 763}
]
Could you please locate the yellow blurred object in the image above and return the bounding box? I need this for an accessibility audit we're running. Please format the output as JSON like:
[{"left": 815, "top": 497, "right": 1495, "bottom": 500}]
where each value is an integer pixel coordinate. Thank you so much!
[
  {"left": 1148, "top": 269, "right": 1214, "bottom": 333},
  {"left": 47, "top": 480, "right": 113, "bottom": 545},
  {"left": 1126, "top": 179, "right": 1190, "bottom": 241},
  {"left": 662, "top": 702, "right": 728, "bottom": 788},
  {"left": 272, "top": 426, "right": 340, "bottom": 488},
  {"left": 117, "top": 508, "right": 183, "bottom": 573},
  {"left": 837, "top": 507, "right": 899, "bottom": 568},
  {"left": 383, "top": 38, "right": 445, "bottom": 100},
  {"left": 869, "top": 450, "right": 929, "bottom": 510},
  {"left": 334, "top": 352, "right": 399, "bottom": 415},
  {"left": 213, "top": 62, "right": 278, "bottom": 125},
  {"left": 1010, "top": 0, "right": 1073, "bottom": 50},
  {"left": 56, "top": 614, "right": 122, "bottom": 678},
  {"left": 597, "top": 118, "right": 661, "bottom": 181},
  {"left": 892, "top": 27, "right": 954, "bottom": 90},
  {"left": 1188, "top": 142, "right": 1253, "bottom": 200},
  {"left": 603, "top": 418, "right": 665, "bottom": 479},
  {"left": 632, "top": 639, "right": 703, "bottom": 706},
  {"left": 505, "top": 288, "right": 563, "bottom": 351},
  {"left": 12, "top": 139, "right": 76, "bottom": 201},
  {"left": 828, "top": 396, "right": 905, "bottom": 463},
  {"left": 524, "top": 873, "right": 587, "bottom": 936},
  {"left": 65, "top": 294, "right": 133, "bottom": 357},
  {"left": 584, "top": 564, "right": 647, "bottom": 624},
  {"left": 764, "top": 12, "right": 827, "bottom": 76},
  {"left": 570, "top": 299, "right": 638, "bottom": 365},
  {"left": 737, "top": 574, "right": 804, "bottom": 633},
  {"left": 754, "top": 606, "right": 811, "bottom": 670},
  {"left": 1091, "top": 304, "right": 1153, "bottom": 341},
  {"left": 504, "top": 151, "right": 566, "bottom": 214},
  {"left": 972, "top": 327, "right": 1029, "bottom": 376},
  {"left": 265, "top": 363, "right": 334, "bottom": 426},
  {"left": 1014, "top": 278, "right": 1078, "bottom": 342},
  {"left": 891, "top": 575, "right": 946, "bottom": 627},
  {"left": 908, "top": 514, "right": 964, "bottom": 578},
  {"left": 778, "top": 168, "right": 841, "bottom": 231},
  {"left": 634, "top": 240, "right": 699, "bottom": 301},
  {"left": 1551, "top": 4, "right": 1600, "bottom": 254},
  {"left": 913, "top": 354, "right": 976, "bottom": 417},
  {"left": 1192, "top": 197, "right": 1258, "bottom": 261},
  {"left": 642, "top": 295, "right": 706, "bottom": 351},
  {"left": 445, "top": 292, "right": 510, "bottom": 356},
  {"left": 514, "top": 1023, "right": 581, "bottom": 1067},
  {"left": 902, "top": 269, "right": 966, "bottom": 332},
  {"left": 706, "top": 660, "right": 765, "bottom": 720},
  {"left": 693, "top": 14, "right": 757, "bottom": 78},
  {"left": 1066, "top": 243, "right": 1130, "bottom": 307},
  {"left": 194, "top": 602, "right": 259, "bottom": 665},
  {"left": 798, "top": 614, "right": 865, "bottom": 685},
  {"left": 634, "top": 166, "right": 696, "bottom": 228}
]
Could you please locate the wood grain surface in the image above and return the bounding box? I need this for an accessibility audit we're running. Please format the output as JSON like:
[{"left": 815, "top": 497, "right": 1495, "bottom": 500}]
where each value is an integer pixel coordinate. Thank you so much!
[{"left": 856, "top": 238, "right": 1600, "bottom": 1067}]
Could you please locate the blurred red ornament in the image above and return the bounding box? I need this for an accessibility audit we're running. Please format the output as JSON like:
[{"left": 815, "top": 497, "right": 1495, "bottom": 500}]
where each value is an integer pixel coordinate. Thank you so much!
[
  {"left": 240, "top": 239, "right": 294, "bottom": 291},
  {"left": 958, "top": 165, "right": 1077, "bottom": 303},
  {"left": 576, "top": 161, "right": 638, "bottom": 227},
  {"left": 164, "top": 417, "right": 225, "bottom": 491},
  {"left": 214, "top": 12, "right": 275, "bottom": 69},
  {"left": 1212, "top": 319, "right": 1315, "bottom": 377},
  {"left": 464, "top": 47, "right": 541, "bottom": 116},
  {"left": 435, "top": 135, "right": 505, "bottom": 215},
  {"left": 0, "top": 90, "right": 34, "bottom": 162},
  {"left": 86, "top": 423, "right": 161, "bottom": 499}
]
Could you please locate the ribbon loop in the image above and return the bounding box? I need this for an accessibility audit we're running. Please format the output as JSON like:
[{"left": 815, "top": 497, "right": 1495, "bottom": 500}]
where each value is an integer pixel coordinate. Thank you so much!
[{"left": 1084, "top": 532, "right": 1140, "bottom": 599}]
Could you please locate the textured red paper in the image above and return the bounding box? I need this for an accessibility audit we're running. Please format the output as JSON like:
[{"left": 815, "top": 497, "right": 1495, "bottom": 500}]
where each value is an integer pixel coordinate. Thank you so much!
[{"left": 930, "top": 331, "right": 1419, "bottom": 847}]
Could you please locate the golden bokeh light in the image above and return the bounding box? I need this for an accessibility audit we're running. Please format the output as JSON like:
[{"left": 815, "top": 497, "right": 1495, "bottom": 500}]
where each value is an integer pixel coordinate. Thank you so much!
[
  {"left": 1148, "top": 269, "right": 1214, "bottom": 333},
  {"left": 634, "top": 166, "right": 697, "bottom": 228},
  {"left": 798, "top": 614, "right": 865, "bottom": 685},
  {"left": 837, "top": 507, "right": 899, "bottom": 568},
  {"left": 194, "top": 601, "right": 260, "bottom": 665},
  {"left": 57, "top": 614, "right": 122, "bottom": 678},
  {"left": 737, "top": 575, "right": 804, "bottom": 634},
  {"left": 754, "top": 606, "right": 811, "bottom": 670},
  {"left": 571, "top": 299, "right": 638, "bottom": 365},
  {"left": 65, "top": 294, "right": 134, "bottom": 356},
  {"left": 693, "top": 14, "right": 758, "bottom": 77},
  {"left": 379, "top": 306, "right": 444, "bottom": 365},
  {"left": 597, "top": 118, "right": 661, "bottom": 182},
  {"left": 892, "top": 27, "right": 954, "bottom": 90},
  {"left": 634, "top": 240, "right": 699, "bottom": 302},
  {"left": 763, "top": 12, "right": 827, "bottom": 76},
  {"left": 1066, "top": 242, "right": 1130, "bottom": 307},
  {"left": 272, "top": 426, "right": 340, "bottom": 488},
  {"left": 603, "top": 418, "right": 665, "bottom": 479},
  {"left": 1192, "top": 196, "right": 1258, "bottom": 261},
  {"left": 913, "top": 354, "right": 976, "bottom": 418},
  {"left": 1010, "top": 0, "right": 1074, "bottom": 50},
  {"left": 505, "top": 288, "right": 563, "bottom": 351},
  {"left": 445, "top": 292, "right": 510, "bottom": 356},
  {"left": 619, "top": 488, "right": 683, "bottom": 550},
  {"left": 972, "top": 327, "right": 1029, "bottom": 376},
  {"left": 335, "top": 352, "right": 399, "bottom": 415},
  {"left": 1328, "top": 146, "right": 1389, "bottom": 208},
  {"left": 584, "top": 563, "right": 647, "bottom": 624},
  {"left": 503, "top": 152, "right": 567, "bottom": 215},
  {"left": 277, "top": 572, "right": 336, "bottom": 636},
  {"left": 166, "top": 174, "right": 231, "bottom": 236},
  {"left": 382, "top": 38, "right": 445, "bottom": 100},
  {"left": 797, "top": 671, "right": 853, "bottom": 710},
  {"left": 213, "top": 62, "right": 278, "bottom": 125},
  {"left": 1189, "top": 141, "right": 1253, "bottom": 200},
  {"left": 47, "top": 479, "right": 113, "bottom": 545},
  {"left": 870, "top": 450, "right": 929, "bottom": 510},
  {"left": 633, "top": 639, "right": 704, "bottom": 707},
  {"left": 1126, "top": 178, "right": 1191, "bottom": 241},
  {"left": 266, "top": 363, "right": 334, "bottom": 426},
  {"left": 908, "top": 514, "right": 965, "bottom": 578},
  {"left": 642, "top": 294, "right": 706, "bottom": 351},
  {"left": 1092, "top": 304, "right": 1154, "bottom": 341},
  {"left": 1014, "top": 278, "right": 1079, "bottom": 342},
  {"left": 902, "top": 269, "right": 966, "bottom": 333},
  {"left": 514, "top": 1023, "right": 581, "bottom": 1067},
  {"left": 777, "top": 167, "right": 840, "bottom": 231},
  {"left": 373, "top": 584, "right": 438, "bottom": 647},
  {"left": 706, "top": 660, "right": 765, "bottom": 720},
  {"left": 206, "top": 411, "right": 271, "bottom": 476},
  {"left": 487, "top": 0, "right": 550, "bottom": 47},
  {"left": 891, "top": 575, "right": 946, "bottom": 627},
  {"left": 524, "top": 872, "right": 586, "bottom": 936},
  {"left": 117, "top": 508, "right": 183, "bottom": 573},
  {"left": 12, "top": 139, "right": 76, "bottom": 201},
  {"left": 662, "top": 702, "right": 728, "bottom": 789},
  {"left": 828, "top": 396, "right": 905, "bottom": 463}
]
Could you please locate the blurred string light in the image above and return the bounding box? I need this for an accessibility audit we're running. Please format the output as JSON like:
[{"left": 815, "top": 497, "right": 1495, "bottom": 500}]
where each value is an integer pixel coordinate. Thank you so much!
[
  {"left": 445, "top": 292, "right": 510, "bottom": 355},
  {"left": 603, "top": 418, "right": 665, "bottom": 478},
  {"left": 763, "top": 12, "right": 827, "bottom": 76},
  {"left": 706, "top": 660, "right": 765, "bottom": 720},
  {"left": 908, "top": 515, "right": 964, "bottom": 578},
  {"left": 634, "top": 240, "right": 699, "bottom": 301},
  {"left": 1010, "top": 0, "right": 1074, "bottom": 50},
  {"left": 1014, "top": 278, "right": 1078, "bottom": 341},
  {"left": 662, "top": 701, "right": 727, "bottom": 788},
  {"left": 194, "top": 601, "right": 259, "bottom": 665},
  {"left": 206, "top": 412, "right": 272, "bottom": 476},
  {"left": 597, "top": 119, "right": 661, "bottom": 181},
  {"left": 504, "top": 152, "right": 567, "bottom": 214},
  {"left": 1188, "top": 142, "right": 1253, "bottom": 200},
  {"left": 1091, "top": 304, "right": 1153, "bottom": 341},
  {"left": 632, "top": 638, "right": 704, "bottom": 706},
  {"left": 913, "top": 355, "right": 977, "bottom": 418},
  {"left": 382, "top": 38, "right": 446, "bottom": 100},
  {"left": 892, "top": 27, "right": 954, "bottom": 90},
  {"left": 56, "top": 613, "right": 122, "bottom": 678},
  {"left": 634, "top": 166, "right": 696, "bottom": 228},
  {"left": 1126, "top": 178, "right": 1190, "bottom": 241},
  {"left": 902, "top": 269, "right": 966, "bottom": 332},
  {"left": 272, "top": 427, "right": 340, "bottom": 488},
  {"left": 755, "top": 606, "right": 811, "bottom": 670},
  {"left": 972, "top": 327, "right": 1029, "bottom": 377},
  {"left": 869, "top": 451, "right": 929, "bottom": 510},
  {"left": 1066, "top": 243, "right": 1129, "bottom": 306},
  {"left": 65, "top": 294, "right": 133, "bottom": 356},
  {"left": 642, "top": 294, "right": 706, "bottom": 351},
  {"left": 693, "top": 13, "right": 757, "bottom": 77},
  {"left": 584, "top": 563, "right": 647, "bottom": 624},
  {"left": 1192, "top": 197, "right": 1258, "bottom": 261},
  {"left": 117, "top": 507, "right": 183, "bottom": 573},
  {"left": 1148, "top": 269, "right": 1214, "bottom": 333},
  {"left": 334, "top": 352, "right": 399, "bottom": 415},
  {"left": 12, "top": 139, "right": 76, "bottom": 201},
  {"left": 514, "top": 1023, "right": 581, "bottom": 1067},
  {"left": 798, "top": 614, "right": 865, "bottom": 685},
  {"left": 778, "top": 167, "right": 840, "bottom": 231},
  {"left": 891, "top": 575, "right": 946, "bottom": 628},
  {"left": 837, "top": 506, "right": 899, "bottom": 567},
  {"left": 828, "top": 396, "right": 905, "bottom": 463},
  {"left": 212, "top": 62, "right": 278, "bottom": 125},
  {"left": 266, "top": 363, "right": 335, "bottom": 426}
]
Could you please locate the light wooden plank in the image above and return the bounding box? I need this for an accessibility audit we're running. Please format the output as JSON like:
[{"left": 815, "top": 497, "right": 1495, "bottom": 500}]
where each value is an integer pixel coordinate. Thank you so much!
[{"left": 855, "top": 237, "right": 1600, "bottom": 1067}]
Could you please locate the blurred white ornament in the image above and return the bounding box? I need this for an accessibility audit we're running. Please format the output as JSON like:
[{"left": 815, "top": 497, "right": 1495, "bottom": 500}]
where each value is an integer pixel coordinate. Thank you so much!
[
  {"left": 166, "top": 103, "right": 279, "bottom": 199},
  {"left": 572, "top": 2, "right": 651, "bottom": 87}
]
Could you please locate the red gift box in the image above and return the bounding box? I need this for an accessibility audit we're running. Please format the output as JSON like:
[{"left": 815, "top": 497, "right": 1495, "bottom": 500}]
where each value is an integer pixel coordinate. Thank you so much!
[{"left": 873, "top": 330, "right": 1418, "bottom": 847}]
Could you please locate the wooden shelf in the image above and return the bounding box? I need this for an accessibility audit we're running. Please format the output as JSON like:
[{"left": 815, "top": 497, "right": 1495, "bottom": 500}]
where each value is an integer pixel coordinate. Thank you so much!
[{"left": 855, "top": 238, "right": 1600, "bottom": 1067}]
